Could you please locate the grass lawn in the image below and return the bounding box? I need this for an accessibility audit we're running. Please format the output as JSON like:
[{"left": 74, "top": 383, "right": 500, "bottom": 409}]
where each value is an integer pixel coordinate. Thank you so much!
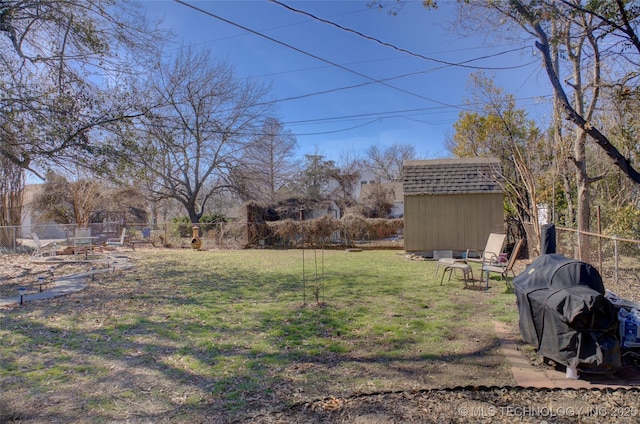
[{"left": 0, "top": 249, "right": 519, "bottom": 422}]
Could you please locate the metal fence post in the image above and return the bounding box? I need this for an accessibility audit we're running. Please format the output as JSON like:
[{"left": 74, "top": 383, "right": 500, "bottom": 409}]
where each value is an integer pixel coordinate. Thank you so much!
[{"left": 613, "top": 235, "right": 619, "bottom": 285}]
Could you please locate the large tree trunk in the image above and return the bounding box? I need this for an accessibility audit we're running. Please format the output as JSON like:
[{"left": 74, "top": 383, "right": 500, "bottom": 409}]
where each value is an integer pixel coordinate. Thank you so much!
[
  {"left": 524, "top": 2, "right": 599, "bottom": 261},
  {"left": 187, "top": 207, "right": 200, "bottom": 225},
  {"left": 510, "top": 0, "right": 640, "bottom": 184},
  {"left": 574, "top": 129, "right": 591, "bottom": 261},
  {"left": 0, "top": 158, "right": 24, "bottom": 247}
]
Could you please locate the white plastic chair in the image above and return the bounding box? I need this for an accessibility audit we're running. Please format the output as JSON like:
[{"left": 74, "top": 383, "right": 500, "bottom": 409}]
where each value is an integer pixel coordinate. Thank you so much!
[
  {"left": 30, "top": 233, "right": 59, "bottom": 258},
  {"left": 105, "top": 228, "right": 127, "bottom": 248}
]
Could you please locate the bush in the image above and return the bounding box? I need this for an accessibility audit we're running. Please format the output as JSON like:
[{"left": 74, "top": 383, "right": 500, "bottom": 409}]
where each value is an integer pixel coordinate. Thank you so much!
[
  {"left": 267, "top": 219, "right": 301, "bottom": 247},
  {"left": 171, "top": 215, "right": 228, "bottom": 237},
  {"left": 199, "top": 214, "right": 226, "bottom": 232},
  {"left": 261, "top": 215, "right": 403, "bottom": 248},
  {"left": 603, "top": 205, "right": 640, "bottom": 240},
  {"left": 340, "top": 213, "right": 368, "bottom": 246},
  {"left": 170, "top": 216, "right": 192, "bottom": 238}
]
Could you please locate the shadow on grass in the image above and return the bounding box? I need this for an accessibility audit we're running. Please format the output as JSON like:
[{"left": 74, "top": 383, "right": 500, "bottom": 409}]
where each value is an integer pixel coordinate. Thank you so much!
[
  {"left": 0, "top": 254, "right": 508, "bottom": 422},
  {"left": 1, "top": 308, "right": 505, "bottom": 422}
]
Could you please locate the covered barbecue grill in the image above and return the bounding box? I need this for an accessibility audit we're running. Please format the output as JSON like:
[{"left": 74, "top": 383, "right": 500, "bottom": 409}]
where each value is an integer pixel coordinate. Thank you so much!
[{"left": 513, "top": 253, "right": 621, "bottom": 374}]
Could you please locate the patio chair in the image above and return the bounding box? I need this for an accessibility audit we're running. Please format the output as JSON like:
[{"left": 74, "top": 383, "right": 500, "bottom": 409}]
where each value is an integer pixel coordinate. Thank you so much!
[
  {"left": 30, "top": 232, "right": 59, "bottom": 259},
  {"left": 105, "top": 228, "right": 127, "bottom": 249},
  {"left": 482, "top": 238, "right": 524, "bottom": 288},
  {"left": 73, "top": 227, "right": 98, "bottom": 257},
  {"left": 465, "top": 233, "right": 507, "bottom": 265}
]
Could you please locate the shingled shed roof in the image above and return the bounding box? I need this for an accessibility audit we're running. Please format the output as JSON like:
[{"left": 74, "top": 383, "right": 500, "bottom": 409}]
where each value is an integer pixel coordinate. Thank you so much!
[{"left": 402, "top": 157, "right": 503, "bottom": 195}]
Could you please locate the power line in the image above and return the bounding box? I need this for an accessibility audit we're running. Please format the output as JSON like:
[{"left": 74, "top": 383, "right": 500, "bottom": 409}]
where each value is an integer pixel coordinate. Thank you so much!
[
  {"left": 173, "top": 0, "right": 539, "bottom": 116},
  {"left": 283, "top": 94, "right": 552, "bottom": 126},
  {"left": 161, "top": 4, "right": 374, "bottom": 53},
  {"left": 172, "top": 0, "right": 471, "bottom": 110},
  {"left": 132, "top": 91, "right": 552, "bottom": 138},
  {"left": 160, "top": 2, "right": 552, "bottom": 139},
  {"left": 253, "top": 56, "right": 537, "bottom": 109},
  {"left": 284, "top": 105, "right": 459, "bottom": 126},
  {"left": 291, "top": 118, "right": 383, "bottom": 136},
  {"left": 270, "top": 0, "right": 533, "bottom": 71}
]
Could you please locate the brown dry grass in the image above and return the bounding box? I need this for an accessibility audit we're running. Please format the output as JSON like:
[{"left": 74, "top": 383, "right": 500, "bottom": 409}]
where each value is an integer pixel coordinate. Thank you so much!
[{"left": 1, "top": 250, "right": 636, "bottom": 423}]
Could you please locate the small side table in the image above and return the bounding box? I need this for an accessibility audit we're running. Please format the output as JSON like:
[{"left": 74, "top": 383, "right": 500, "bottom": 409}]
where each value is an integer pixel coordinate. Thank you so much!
[{"left": 437, "top": 258, "right": 474, "bottom": 286}]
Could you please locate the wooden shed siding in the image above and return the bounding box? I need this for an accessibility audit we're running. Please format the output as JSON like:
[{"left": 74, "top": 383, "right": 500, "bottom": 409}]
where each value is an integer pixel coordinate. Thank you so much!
[{"left": 404, "top": 193, "right": 504, "bottom": 252}]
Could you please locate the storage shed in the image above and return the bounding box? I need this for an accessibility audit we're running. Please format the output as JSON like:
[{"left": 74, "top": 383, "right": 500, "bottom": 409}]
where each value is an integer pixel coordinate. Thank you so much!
[{"left": 402, "top": 157, "right": 504, "bottom": 255}]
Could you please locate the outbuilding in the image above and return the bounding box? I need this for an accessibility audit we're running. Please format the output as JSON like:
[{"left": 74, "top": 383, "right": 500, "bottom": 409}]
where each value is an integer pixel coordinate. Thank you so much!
[{"left": 402, "top": 157, "right": 504, "bottom": 256}]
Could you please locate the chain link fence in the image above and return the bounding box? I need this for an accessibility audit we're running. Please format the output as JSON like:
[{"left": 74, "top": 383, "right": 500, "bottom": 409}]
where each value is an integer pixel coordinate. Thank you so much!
[
  {"left": 0, "top": 218, "right": 405, "bottom": 254},
  {"left": 0, "top": 222, "right": 251, "bottom": 253},
  {"left": 514, "top": 223, "right": 640, "bottom": 299},
  {"left": 554, "top": 226, "right": 640, "bottom": 299},
  {"left": 3, "top": 220, "right": 636, "bottom": 297}
]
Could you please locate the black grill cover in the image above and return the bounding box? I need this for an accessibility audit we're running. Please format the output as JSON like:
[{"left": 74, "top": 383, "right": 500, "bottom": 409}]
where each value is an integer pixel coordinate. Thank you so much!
[{"left": 513, "top": 254, "right": 621, "bottom": 374}]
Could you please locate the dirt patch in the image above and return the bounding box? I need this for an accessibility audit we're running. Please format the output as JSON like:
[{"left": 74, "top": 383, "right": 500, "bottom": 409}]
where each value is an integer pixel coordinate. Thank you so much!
[{"left": 245, "top": 387, "right": 640, "bottom": 423}]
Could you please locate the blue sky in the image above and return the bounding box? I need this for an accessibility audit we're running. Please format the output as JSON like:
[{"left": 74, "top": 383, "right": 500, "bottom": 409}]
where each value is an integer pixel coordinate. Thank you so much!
[{"left": 139, "top": 0, "right": 552, "bottom": 163}]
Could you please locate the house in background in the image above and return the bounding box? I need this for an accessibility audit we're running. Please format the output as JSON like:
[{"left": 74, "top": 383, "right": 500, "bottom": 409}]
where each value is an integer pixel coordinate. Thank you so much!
[
  {"left": 357, "top": 180, "right": 404, "bottom": 218},
  {"left": 344, "top": 170, "right": 404, "bottom": 218},
  {"left": 20, "top": 184, "right": 68, "bottom": 239},
  {"left": 402, "top": 157, "right": 504, "bottom": 256}
]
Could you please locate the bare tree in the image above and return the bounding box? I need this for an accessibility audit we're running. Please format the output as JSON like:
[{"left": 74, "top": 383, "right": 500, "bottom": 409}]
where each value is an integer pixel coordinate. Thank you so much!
[
  {"left": 450, "top": 74, "right": 544, "bottom": 249},
  {"left": 361, "top": 182, "right": 395, "bottom": 218},
  {"left": 594, "top": 86, "right": 640, "bottom": 210},
  {"left": 418, "top": 0, "right": 640, "bottom": 259},
  {"left": 364, "top": 143, "right": 417, "bottom": 182},
  {"left": 329, "top": 151, "right": 362, "bottom": 216},
  {"left": 33, "top": 173, "right": 107, "bottom": 227},
  {"left": 230, "top": 117, "right": 299, "bottom": 203},
  {"left": 492, "top": 1, "right": 640, "bottom": 185},
  {"left": 33, "top": 172, "right": 147, "bottom": 227},
  {"left": 124, "top": 48, "right": 272, "bottom": 224}
]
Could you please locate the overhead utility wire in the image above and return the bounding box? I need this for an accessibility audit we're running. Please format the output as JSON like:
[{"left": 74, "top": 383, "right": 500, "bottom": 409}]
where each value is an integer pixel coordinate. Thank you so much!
[
  {"left": 284, "top": 93, "right": 551, "bottom": 127},
  {"left": 285, "top": 105, "right": 455, "bottom": 125},
  {"left": 270, "top": 0, "right": 532, "bottom": 71},
  {"left": 172, "top": 1, "right": 546, "bottom": 136},
  {"left": 254, "top": 55, "right": 537, "bottom": 109},
  {"left": 254, "top": 64, "right": 453, "bottom": 106},
  {"left": 293, "top": 119, "right": 383, "bottom": 136},
  {"left": 163, "top": 5, "right": 373, "bottom": 53},
  {"left": 173, "top": 0, "right": 468, "bottom": 110},
  {"left": 251, "top": 42, "right": 532, "bottom": 80}
]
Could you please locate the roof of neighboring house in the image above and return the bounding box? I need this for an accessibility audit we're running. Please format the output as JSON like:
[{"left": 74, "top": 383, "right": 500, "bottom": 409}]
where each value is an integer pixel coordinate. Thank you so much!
[{"left": 402, "top": 157, "right": 503, "bottom": 196}]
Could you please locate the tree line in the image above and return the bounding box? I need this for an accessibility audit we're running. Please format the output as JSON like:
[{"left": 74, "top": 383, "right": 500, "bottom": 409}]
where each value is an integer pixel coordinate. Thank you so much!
[
  {"left": 0, "top": 1, "right": 416, "bottom": 233},
  {"left": 435, "top": 0, "right": 640, "bottom": 259},
  {"left": 2, "top": 1, "right": 640, "bottom": 261}
]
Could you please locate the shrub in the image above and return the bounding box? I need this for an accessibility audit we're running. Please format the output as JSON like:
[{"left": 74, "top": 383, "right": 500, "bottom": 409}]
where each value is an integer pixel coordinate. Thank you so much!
[
  {"left": 267, "top": 219, "right": 301, "bottom": 247},
  {"left": 263, "top": 215, "right": 403, "bottom": 248},
  {"left": 170, "top": 216, "right": 192, "bottom": 238},
  {"left": 340, "top": 213, "right": 368, "bottom": 247},
  {"left": 200, "top": 214, "right": 226, "bottom": 232},
  {"left": 171, "top": 215, "right": 228, "bottom": 237}
]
